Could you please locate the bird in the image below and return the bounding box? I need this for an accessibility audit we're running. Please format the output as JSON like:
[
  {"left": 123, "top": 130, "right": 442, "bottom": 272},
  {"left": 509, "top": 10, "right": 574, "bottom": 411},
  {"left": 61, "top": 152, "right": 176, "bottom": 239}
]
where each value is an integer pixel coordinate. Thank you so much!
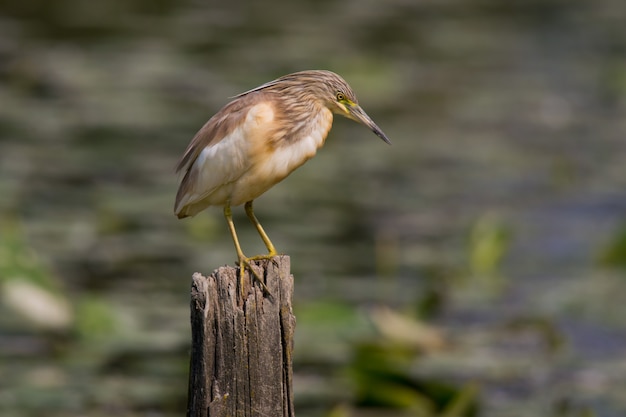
[{"left": 174, "top": 70, "right": 390, "bottom": 292}]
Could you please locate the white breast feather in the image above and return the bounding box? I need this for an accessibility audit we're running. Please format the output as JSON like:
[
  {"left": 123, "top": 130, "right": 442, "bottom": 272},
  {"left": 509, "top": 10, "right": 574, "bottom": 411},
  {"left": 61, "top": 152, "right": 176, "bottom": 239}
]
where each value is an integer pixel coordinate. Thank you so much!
[{"left": 266, "top": 122, "right": 328, "bottom": 177}]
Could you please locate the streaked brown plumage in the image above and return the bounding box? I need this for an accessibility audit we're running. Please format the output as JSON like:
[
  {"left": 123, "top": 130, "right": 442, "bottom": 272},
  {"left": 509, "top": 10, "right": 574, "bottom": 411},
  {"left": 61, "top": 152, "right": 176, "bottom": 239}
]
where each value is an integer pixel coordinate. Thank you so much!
[{"left": 175, "top": 70, "right": 390, "bottom": 292}]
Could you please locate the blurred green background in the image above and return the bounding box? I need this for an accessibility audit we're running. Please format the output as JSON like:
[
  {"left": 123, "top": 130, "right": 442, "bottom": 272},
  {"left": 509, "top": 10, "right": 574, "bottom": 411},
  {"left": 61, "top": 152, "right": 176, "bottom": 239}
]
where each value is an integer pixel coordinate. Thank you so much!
[{"left": 1, "top": 0, "right": 626, "bottom": 416}]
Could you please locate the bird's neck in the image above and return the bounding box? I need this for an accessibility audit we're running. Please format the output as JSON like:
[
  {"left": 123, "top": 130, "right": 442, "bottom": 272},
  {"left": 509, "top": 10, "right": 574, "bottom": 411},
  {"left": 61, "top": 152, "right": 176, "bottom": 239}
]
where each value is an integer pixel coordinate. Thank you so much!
[{"left": 277, "top": 99, "right": 331, "bottom": 144}]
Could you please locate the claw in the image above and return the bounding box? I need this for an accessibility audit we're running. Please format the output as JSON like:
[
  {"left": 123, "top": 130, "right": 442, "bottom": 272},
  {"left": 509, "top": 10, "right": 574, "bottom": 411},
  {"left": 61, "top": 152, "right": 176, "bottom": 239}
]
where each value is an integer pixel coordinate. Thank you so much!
[{"left": 238, "top": 256, "right": 273, "bottom": 298}]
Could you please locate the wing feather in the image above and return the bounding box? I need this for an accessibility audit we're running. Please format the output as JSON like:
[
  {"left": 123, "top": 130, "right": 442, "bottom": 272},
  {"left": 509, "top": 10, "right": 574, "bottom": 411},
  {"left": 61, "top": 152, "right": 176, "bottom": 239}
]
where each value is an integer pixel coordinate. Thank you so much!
[{"left": 174, "top": 93, "right": 275, "bottom": 217}]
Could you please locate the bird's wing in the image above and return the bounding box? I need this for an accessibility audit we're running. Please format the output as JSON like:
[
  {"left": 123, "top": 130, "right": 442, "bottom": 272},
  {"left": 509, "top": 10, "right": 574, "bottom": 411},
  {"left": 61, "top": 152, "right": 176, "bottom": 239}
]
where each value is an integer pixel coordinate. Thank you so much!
[
  {"left": 174, "top": 93, "right": 276, "bottom": 215},
  {"left": 175, "top": 96, "right": 255, "bottom": 174}
]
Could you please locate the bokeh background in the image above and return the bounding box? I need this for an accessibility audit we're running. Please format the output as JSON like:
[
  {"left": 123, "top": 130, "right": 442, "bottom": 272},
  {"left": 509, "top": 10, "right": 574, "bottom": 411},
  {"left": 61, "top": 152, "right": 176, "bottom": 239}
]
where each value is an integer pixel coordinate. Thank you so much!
[{"left": 1, "top": 0, "right": 626, "bottom": 416}]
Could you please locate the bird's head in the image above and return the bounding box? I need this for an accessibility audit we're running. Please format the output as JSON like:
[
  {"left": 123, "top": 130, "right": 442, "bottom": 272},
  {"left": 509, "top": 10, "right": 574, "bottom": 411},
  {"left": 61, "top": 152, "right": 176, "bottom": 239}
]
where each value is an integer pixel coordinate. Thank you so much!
[{"left": 313, "top": 70, "right": 391, "bottom": 145}]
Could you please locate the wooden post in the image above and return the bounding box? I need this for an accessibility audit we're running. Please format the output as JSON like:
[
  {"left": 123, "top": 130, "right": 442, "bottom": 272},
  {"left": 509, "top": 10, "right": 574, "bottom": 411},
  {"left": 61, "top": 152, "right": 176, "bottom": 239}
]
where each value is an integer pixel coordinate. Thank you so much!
[{"left": 186, "top": 255, "right": 296, "bottom": 417}]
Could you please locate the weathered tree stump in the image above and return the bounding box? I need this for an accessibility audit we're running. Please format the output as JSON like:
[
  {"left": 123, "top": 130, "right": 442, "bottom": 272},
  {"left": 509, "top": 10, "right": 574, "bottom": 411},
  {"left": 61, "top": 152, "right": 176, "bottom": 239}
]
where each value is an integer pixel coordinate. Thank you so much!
[{"left": 187, "top": 255, "right": 296, "bottom": 417}]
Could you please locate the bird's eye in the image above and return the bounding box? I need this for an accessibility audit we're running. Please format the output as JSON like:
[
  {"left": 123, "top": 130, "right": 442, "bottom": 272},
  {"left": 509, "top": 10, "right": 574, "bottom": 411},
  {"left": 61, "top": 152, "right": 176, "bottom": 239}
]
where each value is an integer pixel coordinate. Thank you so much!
[{"left": 336, "top": 92, "right": 345, "bottom": 101}]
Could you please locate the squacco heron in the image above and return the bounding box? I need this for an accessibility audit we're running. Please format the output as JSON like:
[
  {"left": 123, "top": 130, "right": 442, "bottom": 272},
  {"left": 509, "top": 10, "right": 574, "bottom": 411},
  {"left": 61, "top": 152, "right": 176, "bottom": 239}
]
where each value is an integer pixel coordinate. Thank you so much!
[{"left": 175, "top": 70, "right": 390, "bottom": 291}]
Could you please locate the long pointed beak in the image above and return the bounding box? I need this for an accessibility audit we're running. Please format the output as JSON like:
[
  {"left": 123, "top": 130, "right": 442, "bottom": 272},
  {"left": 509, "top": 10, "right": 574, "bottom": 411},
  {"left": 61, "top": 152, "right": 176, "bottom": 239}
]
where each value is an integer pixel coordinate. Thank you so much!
[{"left": 348, "top": 105, "right": 391, "bottom": 145}]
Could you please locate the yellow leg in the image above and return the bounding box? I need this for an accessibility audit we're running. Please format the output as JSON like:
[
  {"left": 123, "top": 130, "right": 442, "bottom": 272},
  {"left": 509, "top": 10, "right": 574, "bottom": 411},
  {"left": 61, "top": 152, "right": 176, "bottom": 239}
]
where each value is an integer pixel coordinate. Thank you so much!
[
  {"left": 224, "top": 203, "right": 270, "bottom": 296},
  {"left": 244, "top": 200, "right": 278, "bottom": 257}
]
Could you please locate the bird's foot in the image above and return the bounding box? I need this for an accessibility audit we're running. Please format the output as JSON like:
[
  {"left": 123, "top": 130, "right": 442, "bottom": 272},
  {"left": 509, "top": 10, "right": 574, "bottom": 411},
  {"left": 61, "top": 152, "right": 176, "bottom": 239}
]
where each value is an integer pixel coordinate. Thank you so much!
[
  {"left": 248, "top": 251, "right": 280, "bottom": 267},
  {"left": 237, "top": 255, "right": 275, "bottom": 298}
]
